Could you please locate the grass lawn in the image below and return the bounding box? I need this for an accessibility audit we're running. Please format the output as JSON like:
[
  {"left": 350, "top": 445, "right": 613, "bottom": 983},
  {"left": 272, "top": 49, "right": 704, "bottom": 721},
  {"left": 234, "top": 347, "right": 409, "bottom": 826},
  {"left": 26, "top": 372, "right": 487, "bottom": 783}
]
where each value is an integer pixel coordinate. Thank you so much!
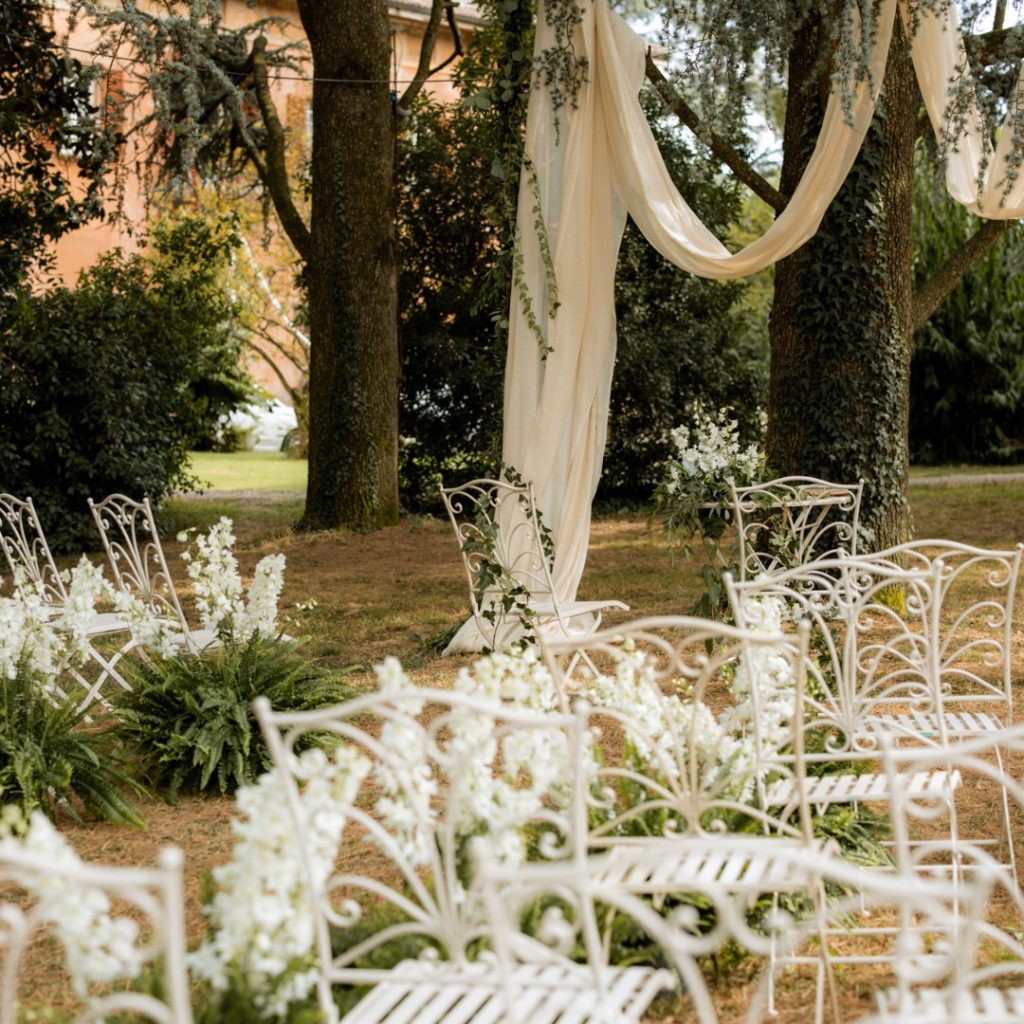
[
  {"left": 34, "top": 477, "right": 1024, "bottom": 1022},
  {"left": 187, "top": 450, "right": 307, "bottom": 492}
]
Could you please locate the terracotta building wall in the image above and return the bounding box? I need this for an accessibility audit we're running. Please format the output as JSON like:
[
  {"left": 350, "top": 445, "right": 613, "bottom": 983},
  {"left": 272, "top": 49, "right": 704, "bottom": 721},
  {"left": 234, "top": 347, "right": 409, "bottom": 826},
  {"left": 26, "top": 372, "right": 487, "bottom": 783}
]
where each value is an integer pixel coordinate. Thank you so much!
[{"left": 49, "top": 0, "right": 478, "bottom": 286}]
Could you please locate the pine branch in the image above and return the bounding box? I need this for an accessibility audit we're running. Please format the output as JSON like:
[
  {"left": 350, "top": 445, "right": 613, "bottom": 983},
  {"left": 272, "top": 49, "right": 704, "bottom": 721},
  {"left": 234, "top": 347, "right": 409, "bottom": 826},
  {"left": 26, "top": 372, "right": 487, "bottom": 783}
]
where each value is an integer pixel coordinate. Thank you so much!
[
  {"left": 966, "top": 24, "right": 1024, "bottom": 66},
  {"left": 644, "top": 51, "right": 787, "bottom": 213},
  {"left": 249, "top": 35, "right": 311, "bottom": 262},
  {"left": 396, "top": 0, "right": 447, "bottom": 117},
  {"left": 911, "top": 218, "right": 1011, "bottom": 334}
]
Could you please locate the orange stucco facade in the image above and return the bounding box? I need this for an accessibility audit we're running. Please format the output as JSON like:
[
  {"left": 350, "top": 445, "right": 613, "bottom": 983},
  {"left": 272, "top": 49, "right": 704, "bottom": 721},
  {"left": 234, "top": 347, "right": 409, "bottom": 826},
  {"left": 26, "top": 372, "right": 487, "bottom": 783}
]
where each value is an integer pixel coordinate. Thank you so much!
[{"left": 49, "top": 0, "right": 478, "bottom": 287}]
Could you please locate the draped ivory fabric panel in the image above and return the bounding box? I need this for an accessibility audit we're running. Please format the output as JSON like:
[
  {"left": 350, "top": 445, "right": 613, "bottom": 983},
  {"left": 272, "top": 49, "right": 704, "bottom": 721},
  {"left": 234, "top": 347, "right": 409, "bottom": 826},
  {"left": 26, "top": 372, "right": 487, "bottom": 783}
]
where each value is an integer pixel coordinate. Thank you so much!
[{"left": 445, "top": 0, "right": 1022, "bottom": 653}]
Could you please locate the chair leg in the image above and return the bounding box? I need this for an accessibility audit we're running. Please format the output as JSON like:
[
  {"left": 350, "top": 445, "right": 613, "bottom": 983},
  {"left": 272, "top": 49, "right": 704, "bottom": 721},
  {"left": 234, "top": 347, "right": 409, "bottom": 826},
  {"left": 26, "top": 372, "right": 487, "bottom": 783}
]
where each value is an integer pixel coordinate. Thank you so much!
[
  {"left": 994, "top": 744, "right": 1019, "bottom": 892},
  {"left": 72, "top": 639, "right": 136, "bottom": 713}
]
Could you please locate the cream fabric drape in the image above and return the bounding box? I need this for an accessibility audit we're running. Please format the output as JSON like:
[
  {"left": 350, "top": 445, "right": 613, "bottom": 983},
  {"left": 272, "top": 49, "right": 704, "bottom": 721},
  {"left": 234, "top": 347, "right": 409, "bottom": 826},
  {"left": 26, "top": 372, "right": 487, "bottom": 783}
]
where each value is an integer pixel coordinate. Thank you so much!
[{"left": 445, "top": 0, "right": 1023, "bottom": 653}]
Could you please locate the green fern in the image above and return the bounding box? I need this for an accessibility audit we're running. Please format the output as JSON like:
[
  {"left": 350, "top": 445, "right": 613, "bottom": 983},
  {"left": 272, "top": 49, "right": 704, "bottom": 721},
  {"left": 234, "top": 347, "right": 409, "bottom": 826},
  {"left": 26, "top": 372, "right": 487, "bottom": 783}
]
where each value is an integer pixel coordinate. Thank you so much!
[
  {"left": 115, "top": 634, "right": 358, "bottom": 797},
  {"left": 0, "top": 664, "right": 144, "bottom": 826}
]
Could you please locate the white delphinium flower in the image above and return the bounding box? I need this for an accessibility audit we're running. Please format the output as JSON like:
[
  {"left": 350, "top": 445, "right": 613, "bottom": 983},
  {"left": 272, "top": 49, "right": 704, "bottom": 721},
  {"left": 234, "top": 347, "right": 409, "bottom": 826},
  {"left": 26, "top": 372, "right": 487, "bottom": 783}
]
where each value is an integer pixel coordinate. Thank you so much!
[
  {"left": 191, "top": 745, "right": 370, "bottom": 1018},
  {"left": 372, "top": 657, "right": 437, "bottom": 867},
  {"left": 0, "top": 810, "right": 142, "bottom": 995},
  {"left": 719, "top": 593, "right": 797, "bottom": 798},
  {"left": 110, "top": 589, "right": 183, "bottom": 660},
  {"left": 177, "top": 520, "right": 288, "bottom": 643},
  {"left": 584, "top": 645, "right": 725, "bottom": 790},
  {"left": 241, "top": 554, "right": 286, "bottom": 638},
  {"left": 57, "top": 557, "right": 110, "bottom": 664},
  {"left": 183, "top": 517, "right": 246, "bottom": 638},
  {"left": 0, "top": 581, "right": 62, "bottom": 682}
]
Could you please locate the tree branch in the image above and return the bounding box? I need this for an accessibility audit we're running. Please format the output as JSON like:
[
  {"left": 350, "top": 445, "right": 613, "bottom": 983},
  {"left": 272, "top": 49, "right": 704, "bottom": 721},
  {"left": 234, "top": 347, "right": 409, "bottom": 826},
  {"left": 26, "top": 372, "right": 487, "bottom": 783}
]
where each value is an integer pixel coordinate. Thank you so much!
[
  {"left": 242, "top": 335, "right": 305, "bottom": 400},
  {"left": 644, "top": 51, "right": 787, "bottom": 213},
  {"left": 911, "top": 218, "right": 1011, "bottom": 334},
  {"left": 249, "top": 35, "right": 311, "bottom": 262},
  {"left": 396, "top": 0, "right": 447, "bottom": 117}
]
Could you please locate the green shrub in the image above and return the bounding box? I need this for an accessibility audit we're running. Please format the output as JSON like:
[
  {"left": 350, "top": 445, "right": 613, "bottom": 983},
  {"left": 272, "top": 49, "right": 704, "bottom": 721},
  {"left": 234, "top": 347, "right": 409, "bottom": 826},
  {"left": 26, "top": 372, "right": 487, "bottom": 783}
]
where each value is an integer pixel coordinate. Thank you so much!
[
  {"left": 0, "top": 214, "right": 254, "bottom": 552},
  {"left": 396, "top": 84, "right": 763, "bottom": 512},
  {"left": 115, "top": 635, "right": 358, "bottom": 797},
  {"left": 911, "top": 153, "right": 1024, "bottom": 464},
  {"left": 0, "top": 664, "right": 144, "bottom": 825}
]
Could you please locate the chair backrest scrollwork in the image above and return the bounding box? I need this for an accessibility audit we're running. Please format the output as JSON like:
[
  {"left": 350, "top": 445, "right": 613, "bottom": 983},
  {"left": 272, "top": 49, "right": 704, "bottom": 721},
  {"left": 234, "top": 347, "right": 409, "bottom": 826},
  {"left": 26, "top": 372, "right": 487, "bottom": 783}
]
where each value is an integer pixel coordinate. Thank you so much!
[
  {"left": 0, "top": 494, "right": 67, "bottom": 605},
  {"left": 440, "top": 478, "right": 556, "bottom": 650},
  {"left": 0, "top": 844, "right": 192, "bottom": 1024},
  {"left": 729, "top": 476, "right": 864, "bottom": 580},
  {"left": 256, "top": 687, "right": 580, "bottom": 1024},
  {"left": 88, "top": 494, "right": 189, "bottom": 633}
]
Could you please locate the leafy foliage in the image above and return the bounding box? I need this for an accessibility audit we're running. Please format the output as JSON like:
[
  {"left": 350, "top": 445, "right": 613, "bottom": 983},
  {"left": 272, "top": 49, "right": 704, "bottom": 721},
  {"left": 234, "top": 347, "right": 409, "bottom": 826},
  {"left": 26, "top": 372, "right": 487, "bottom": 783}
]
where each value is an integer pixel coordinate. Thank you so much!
[
  {"left": 0, "top": 664, "right": 144, "bottom": 826},
  {"left": 911, "top": 154, "right": 1024, "bottom": 464},
  {"left": 115, "top": 635, "right": 358, "bottom": 797},
  {"left": 0, "top": 0, "right": 115, "bottom": 286},
  {"left": 0, "top": 214, "right": 253, "bottom": 552},
  {"left": 397, "top": 81, "right": 763, "bottom": 511}
]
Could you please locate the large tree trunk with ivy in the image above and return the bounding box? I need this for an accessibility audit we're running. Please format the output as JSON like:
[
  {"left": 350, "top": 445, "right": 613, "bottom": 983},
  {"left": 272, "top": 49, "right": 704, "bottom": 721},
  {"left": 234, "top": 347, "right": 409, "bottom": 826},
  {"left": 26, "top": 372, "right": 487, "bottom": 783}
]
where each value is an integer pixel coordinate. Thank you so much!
[
  {"left": 295, "top": 1, "right": 400, "bottom": 531},
  {"left": 766, "top": 17, "right": 917, "bottom": 550}
]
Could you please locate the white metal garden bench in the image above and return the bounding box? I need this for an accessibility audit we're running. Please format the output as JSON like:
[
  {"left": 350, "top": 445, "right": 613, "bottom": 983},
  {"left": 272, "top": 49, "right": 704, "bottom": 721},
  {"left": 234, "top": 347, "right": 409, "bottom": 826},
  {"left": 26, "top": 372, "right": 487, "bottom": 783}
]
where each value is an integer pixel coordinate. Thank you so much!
[
  {"left": 729, "top": 475, "right": 864, "bottom": 580},
  {"left": 89, "top": 494, "right": 222, "bottom": 657},
  {"left": 440, "top": 477, "right": 627, "bottom": 653},
  {"left": 255, "top": 686, "right": 686, "bottom": 1024},
  {"left": 0, "top": 492, "right": 133, "bottom": 709},
  {"left": 0, "top": 843, "right": 192, "bottom": 1024}
]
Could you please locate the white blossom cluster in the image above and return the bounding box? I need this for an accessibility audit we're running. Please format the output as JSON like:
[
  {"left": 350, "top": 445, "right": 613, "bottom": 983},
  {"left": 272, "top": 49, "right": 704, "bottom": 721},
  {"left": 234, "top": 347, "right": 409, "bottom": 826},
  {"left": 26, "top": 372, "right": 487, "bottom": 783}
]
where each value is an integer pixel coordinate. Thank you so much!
[
  {"left": 110, "top": 587, "right": 185, "bottom": 660},
  {"left": 582, "top": 601, "right": 796, "bottom": 807},
  {"left": 663, "top": 403, "right": 765, "bottom": 496},
  {"left": 372, "top": 650, "right": 575, "bottom": 875},
  {"left": 583, "top": 645, "right": 724, "bottom": 784},
  {"left": 725, "top": 592, "right": 796, "bottom": 771},
  {"left": 178, "top": 518, "right": 286, "bottom": 643},
  {"left": 0, "top": 558, "right": 109, "bottom": 686},
  {"left": 190, "top": 745, "right": 371, "bottom": 1018},
  {"left": 0, "top": 808, "right": 143, "bottom": 996}
]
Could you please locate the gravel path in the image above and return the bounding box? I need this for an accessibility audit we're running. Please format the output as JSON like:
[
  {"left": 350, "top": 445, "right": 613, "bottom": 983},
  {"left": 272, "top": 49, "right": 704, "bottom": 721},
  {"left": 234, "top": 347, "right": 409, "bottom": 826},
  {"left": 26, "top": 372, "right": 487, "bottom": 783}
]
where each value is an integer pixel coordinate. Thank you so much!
[{"left": 908, "top": 472, "right": 1024, "bottom": 488}]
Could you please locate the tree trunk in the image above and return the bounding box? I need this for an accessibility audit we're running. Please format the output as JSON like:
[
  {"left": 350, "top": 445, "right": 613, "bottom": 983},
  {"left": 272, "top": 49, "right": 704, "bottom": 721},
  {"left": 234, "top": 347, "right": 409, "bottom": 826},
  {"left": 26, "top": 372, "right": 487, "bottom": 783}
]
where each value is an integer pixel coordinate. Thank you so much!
[
  {"left": 296, "top": 0, "right": 400, "bottom": 531},
  {"left": 767, "top": 15, "right": 917, "bottom": 550}
]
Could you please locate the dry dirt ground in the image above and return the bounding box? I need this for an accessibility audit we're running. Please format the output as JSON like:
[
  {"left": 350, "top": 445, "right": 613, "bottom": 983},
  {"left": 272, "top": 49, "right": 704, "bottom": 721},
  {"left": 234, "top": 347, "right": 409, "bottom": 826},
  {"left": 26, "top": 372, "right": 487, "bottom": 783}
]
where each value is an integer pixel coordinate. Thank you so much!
[{"left": 24, "top": 482, "right": 1024, "bottom": 1020}]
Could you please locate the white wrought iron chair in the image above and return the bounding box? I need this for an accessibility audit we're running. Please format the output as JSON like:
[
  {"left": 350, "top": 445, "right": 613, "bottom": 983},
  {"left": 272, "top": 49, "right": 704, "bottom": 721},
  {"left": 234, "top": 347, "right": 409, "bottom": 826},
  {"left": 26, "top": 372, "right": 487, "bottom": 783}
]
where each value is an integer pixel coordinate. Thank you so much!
[
  {"left": 439, "top": 477, "right": 627, "bottom": 652},
  {"left": 731, "top": 543, "right": 1023, "bottom": 885},
  {"left": 540, "top": 615, "right": 848, "bottom": 1021},
  {"left": 729, "top": 475, "right": 864, "bottom": 580},
  {"left": 0, "top": 844, "right": 192, "bottom": 1024},
  {"left": 89, "top": 494, "right": 221, "bottom": 656},
  {"left": 726, "top": 555, "right": 961, "bottom": 808},
  {"left": 0, "top": 493, "right": 133, "bottom": 709},
  {"left": 255, "top": 686, "right": 617, "bottom": 1024},
  {"left": 851, "top": 540, "right": 1023, "bottom": 741},
  {"left": 855, "top": 729, "right": 1024, "bottom": 1022}
]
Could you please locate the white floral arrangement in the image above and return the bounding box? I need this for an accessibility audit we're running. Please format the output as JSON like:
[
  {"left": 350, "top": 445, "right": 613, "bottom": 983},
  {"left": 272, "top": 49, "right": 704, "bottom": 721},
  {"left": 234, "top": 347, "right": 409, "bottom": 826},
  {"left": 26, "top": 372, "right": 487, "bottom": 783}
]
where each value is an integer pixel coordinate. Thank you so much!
[
  {"left": 179, "top": 517, "right": 286, "bottom": 643},
  {"left": 658, "top": 403, "right": 766, "bottom": 535},
  {"left": 110, "top": 517, "right": 288, "bottom": 659},
  {"left": 190, "top": 744, "right": 371, "bottom": 1017},
  {"left": 0, "top": 807, "right": 145, "bottom": 995},
  {"left": 1, "top": 558, "right": 109, "bottom": 690},
  {"left": 655, "top": 403, "right": 767, "bottom": 616}
]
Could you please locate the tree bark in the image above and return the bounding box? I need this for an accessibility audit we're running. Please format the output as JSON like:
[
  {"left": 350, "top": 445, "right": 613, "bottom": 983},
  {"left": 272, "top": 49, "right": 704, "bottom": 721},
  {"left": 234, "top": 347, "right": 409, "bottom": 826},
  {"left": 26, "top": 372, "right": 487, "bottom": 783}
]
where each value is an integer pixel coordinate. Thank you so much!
[
  {"left": 295, "top": 0, "right": 400, "bottom": 531},
  {"left": 767, "top": 14, "right": 917, "bottom": 549}
]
